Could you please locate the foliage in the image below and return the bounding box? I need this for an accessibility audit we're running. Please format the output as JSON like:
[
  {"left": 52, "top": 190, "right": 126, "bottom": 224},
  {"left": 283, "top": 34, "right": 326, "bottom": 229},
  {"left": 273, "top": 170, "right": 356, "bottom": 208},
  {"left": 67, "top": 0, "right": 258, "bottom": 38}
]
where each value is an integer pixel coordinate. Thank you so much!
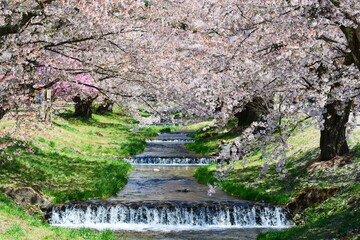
[
  {"left": 148, "top": 0, "right": 360, "bottom": 172},
  {"left": 2, "top": 0, "right": 358, "bottom": 175}
]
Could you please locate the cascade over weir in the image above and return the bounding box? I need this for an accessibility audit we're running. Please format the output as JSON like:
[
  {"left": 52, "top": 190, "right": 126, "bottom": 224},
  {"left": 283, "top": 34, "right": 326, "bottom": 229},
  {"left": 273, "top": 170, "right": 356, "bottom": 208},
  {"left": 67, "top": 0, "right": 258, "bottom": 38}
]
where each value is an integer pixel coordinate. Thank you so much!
[{"left": 47, "top": 131, "right": 292, "bottom": 239}]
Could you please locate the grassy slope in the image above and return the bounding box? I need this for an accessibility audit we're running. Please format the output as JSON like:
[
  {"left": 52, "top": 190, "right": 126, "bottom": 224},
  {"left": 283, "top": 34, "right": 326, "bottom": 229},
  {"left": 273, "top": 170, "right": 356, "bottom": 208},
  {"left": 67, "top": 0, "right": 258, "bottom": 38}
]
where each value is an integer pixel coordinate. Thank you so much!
[
  {"left": 186, "top": 119, "right": 238, "bottom": 155},
  {"left": 192, "top": 124, "right": 360, "bottom": 240},
  {"left": 0, "top": 109, "right": 155, "bottom": 240}
]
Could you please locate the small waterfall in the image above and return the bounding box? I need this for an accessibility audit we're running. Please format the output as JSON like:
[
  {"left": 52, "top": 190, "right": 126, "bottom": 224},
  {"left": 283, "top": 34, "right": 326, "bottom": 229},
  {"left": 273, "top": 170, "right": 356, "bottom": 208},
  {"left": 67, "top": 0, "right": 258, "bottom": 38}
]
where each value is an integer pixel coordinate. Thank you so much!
[
  {"left": 158, "top": 132, "right": 190, "bottom": 135},
  {"left": 126, "top": 157, "right": 216, "bottom": 165},
  {"left": 48, "top": 200, "right": 293, "bottom": 231},
  {"left": 146, "top": 139, "right": 195, "bottom": 143}
]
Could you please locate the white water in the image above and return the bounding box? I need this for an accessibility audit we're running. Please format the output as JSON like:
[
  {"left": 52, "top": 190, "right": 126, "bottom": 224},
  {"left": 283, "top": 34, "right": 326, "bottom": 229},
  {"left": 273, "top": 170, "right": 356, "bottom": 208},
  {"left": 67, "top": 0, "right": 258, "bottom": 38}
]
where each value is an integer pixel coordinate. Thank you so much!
[
  {"left": 158, "top": 132, "right": 190, "bottom": 135},
  {"left": 146, "top": 139, "right": 195, "bottom": 143},
  {"left": 49, "top": 203, "right": 292, "bottom": 232},
  {"left": 126, "top": 157, "right": 216, "bottom": 165}
]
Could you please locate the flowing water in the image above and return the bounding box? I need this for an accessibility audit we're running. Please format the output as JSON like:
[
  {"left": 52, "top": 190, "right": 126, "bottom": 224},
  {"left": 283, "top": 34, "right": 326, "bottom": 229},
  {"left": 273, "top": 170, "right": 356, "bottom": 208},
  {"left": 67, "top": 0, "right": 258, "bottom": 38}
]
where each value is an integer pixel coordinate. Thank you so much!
[{"left": 47, "top": 131, "right": 292, "bottom": 239}]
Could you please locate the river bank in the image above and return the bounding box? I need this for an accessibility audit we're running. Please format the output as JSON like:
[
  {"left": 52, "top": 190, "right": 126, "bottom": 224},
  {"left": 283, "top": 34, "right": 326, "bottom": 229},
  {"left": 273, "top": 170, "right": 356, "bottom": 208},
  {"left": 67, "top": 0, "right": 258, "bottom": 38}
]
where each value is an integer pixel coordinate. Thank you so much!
[
  {"left": 0, "top": 109, "right": 156, "bottom": 239},
  {"left": 190, "top": 124, "right": 360, "bottom": 240},
  {"left": 1, "top": 110, "right": 359, "bottom": 239},
  {"left": 0, "top": 110, "right": 209, "bottom": 240}
]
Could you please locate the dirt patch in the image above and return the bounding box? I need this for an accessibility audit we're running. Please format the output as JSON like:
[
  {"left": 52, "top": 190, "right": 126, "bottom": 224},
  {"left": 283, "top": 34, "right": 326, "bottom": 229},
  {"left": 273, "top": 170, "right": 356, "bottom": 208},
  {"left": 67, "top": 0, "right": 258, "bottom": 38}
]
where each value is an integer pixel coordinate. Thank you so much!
[
  {"left": 94, "top": 131, "right": 104, "bottom": 137},
  {"left": 286, "top": 187, "right": 340, "bottom": 215},
  {"left": 306, "top": 152, "right": 354, "bottom": 172}
]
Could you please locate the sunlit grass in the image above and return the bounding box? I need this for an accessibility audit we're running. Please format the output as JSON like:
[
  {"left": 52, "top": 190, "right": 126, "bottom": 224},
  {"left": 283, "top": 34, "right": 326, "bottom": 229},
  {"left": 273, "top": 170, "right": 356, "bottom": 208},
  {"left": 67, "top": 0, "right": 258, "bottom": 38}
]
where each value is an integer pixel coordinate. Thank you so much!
[
  {"left": 0, "top": 110, "right": 154, "bottom": 203},
  {"left": 0, "top": 109, "right": 151, "bottom": 239}
]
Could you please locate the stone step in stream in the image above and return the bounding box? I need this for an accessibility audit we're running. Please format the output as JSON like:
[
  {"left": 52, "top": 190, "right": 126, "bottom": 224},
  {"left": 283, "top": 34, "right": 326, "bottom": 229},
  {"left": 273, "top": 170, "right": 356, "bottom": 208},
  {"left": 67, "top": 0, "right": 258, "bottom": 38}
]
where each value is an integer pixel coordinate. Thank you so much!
[
  {"left": 126, "top": 157, "right": 216, "bottom": 165},
  {"left": 47, "top": 200, "right": 292, "bottom": 231}
]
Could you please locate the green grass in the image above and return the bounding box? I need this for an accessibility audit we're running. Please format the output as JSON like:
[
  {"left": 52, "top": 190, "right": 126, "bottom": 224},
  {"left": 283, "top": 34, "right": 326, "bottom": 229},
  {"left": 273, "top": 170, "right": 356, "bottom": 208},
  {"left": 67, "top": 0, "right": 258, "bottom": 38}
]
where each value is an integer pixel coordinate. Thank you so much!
[
  {"left": 257, "top": 183, "right": 360, "bottom": 240},
  {"left": 191, "top": 121, "right": 360, "bottom": 240},
  {"left": 139, "top": 125, "right": 178, "bottom": 133},
  {"left": 4, "top": 224, "right": 25, "bottom": 239},
  {"left": 0, "top": 108, "right": 156, "bottom": 239},
  {"left": 186, "top": 119, "right": 239, "bottom": 155},
  {"left": 139, "top": 112, "right": 152, "bottom": 117},
  {"left": 195, "top": 164, "right": 289, "bottom": 204},
  {"left": 0, "top": 110, "right": 153, "bottom": 203},
  {"left": 186, "top": 131, "right": 239, "bottom": 155}
]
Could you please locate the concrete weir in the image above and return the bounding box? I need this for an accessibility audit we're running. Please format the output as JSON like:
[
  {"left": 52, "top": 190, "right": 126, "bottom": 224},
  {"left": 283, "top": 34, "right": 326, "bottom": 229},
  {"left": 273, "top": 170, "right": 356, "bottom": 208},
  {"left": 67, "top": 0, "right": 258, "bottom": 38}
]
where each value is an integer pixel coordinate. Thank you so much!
[
  {"left": 126, "top": 157, "right": 216, "bottom": 165},
  {"left": 47, "top": 200, "right": 292, "bottom": 231}
]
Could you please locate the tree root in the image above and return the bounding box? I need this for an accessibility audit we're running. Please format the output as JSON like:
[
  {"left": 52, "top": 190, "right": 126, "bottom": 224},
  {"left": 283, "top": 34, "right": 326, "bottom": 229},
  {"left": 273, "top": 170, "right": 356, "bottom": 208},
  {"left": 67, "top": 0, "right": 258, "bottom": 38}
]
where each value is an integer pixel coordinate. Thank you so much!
[{"left": 306, "top": 152, "right": 355, "bottom": 172}]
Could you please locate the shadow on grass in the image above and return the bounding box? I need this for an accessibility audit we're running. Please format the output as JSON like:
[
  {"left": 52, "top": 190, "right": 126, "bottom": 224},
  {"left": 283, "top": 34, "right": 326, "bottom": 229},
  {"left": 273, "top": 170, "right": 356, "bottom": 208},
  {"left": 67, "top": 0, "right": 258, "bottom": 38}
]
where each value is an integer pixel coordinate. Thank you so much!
[
  {"left": 194, "top": 148, "right": 328, "bottom": 205},
  {"left": 0, "top": 145, "right": 132, "bottom": 204}
]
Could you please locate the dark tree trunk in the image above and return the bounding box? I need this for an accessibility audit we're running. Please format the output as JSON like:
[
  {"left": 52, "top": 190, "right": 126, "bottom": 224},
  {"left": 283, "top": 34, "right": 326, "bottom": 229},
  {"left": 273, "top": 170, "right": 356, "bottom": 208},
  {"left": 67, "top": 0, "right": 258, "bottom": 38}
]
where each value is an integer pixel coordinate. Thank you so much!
[
  {"left": 317, "top": 25, "right": 359, "bottom": 161},
  {"left": 72, "top": 95, "right": 96, "bottom": 118},
  {"left": 320, "top": 101, "right": 352, "bottom": 161},
  {"left": 235, "top": 108, "right": 260, "bottom": 127},
  {"left": 96, "top": 100, "right": 114, "bottom": 114},
  {"left": 340, "top": 26, "right": 360, "bottom": 69},
  {"left": 235, "top": 97, "right": 269, "bottom": 127},
  {"left": 0, "top": 108, "right": 9, "bottom": 121}
]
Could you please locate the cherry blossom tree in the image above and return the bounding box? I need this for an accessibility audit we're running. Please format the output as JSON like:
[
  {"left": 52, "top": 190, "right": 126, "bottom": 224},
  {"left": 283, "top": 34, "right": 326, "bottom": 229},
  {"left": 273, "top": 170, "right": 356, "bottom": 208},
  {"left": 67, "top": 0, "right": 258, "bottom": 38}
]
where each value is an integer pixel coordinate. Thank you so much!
[
  {"left": 52, "top": 75, "right": 99, "bottom": 118},
  {"left": 0, "top": 0, "right": 154, "bottom": 121},
  {"left": 143, "top": 0, "right": 359, "bottom": 168},
  {"left": 1, "top": 0, "right": 359, "bottom": 172},
  {"left": 213, "top": 0, "right": 360, "bottom": 164}
]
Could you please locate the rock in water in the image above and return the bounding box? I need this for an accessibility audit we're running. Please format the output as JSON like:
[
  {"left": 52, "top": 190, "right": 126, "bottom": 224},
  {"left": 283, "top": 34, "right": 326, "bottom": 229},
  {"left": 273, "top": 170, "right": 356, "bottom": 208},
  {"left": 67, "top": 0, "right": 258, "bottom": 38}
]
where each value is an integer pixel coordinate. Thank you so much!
[
  {"left": 176, "top": 189, "right": 190, "bottom": 192},
  {"left": 3, "top": 187, "right": 52, "bottom": 214}
]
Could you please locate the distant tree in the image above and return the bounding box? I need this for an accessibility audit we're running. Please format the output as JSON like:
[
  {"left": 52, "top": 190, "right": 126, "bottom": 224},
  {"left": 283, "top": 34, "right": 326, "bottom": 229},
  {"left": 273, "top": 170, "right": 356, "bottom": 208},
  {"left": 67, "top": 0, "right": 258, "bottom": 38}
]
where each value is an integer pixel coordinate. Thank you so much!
[
  {"left": 96, "top": 99, "right": 114, "bottom": 114},
  {"left": 52, "top": 74, "right": 99, "bottom": 118}
]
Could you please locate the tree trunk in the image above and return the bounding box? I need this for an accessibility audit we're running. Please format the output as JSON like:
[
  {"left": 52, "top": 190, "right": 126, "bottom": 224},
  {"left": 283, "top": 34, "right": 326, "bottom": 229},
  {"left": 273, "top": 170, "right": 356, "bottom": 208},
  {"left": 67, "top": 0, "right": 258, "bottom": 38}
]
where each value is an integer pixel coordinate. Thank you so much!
[
  {"left": 235, "top": 97, "right": 269, "bottom": 127},
  {"left": 320, "top": 101, "right": 352, "bottom": 161},
  {"left": 318, "top": 25, "right": 359, "bottom": 161},
  {"left": 0, "top": 108, "right": 9, "bottom": 121},
  {"left": 96, "top": 99, "right": 114, "bottom": 114},
  {"left": 235, "top": 107, "right": 260, "bottom": 127},
  {"left": 72, "top": 95, "right": 96, "bottom": 118},
  {"left": 340, "top": 25, "right": 360, "bottom": 69}
]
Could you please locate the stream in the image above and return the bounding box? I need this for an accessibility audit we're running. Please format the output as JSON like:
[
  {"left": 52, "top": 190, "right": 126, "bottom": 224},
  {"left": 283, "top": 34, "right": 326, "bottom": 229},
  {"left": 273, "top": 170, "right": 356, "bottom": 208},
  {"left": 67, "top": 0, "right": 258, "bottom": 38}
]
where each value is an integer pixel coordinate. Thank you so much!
[{"left": 47, "top": 131, "right": 292, "bottom": 239}]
